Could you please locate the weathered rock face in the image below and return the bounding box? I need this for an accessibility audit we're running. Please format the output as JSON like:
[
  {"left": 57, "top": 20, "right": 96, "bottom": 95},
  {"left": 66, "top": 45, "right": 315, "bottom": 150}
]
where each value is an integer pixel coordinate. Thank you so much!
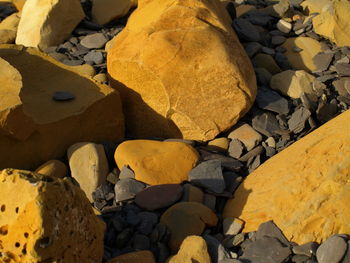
[
  {"left": 107, "top": 0, "right": 257, "bottom": 141},
  {"left": 301, "top": 0, "right": 350, "bottom": 47},
  {"left": 16, "top": 0, "right": 84, "bottom": 49},
  {"left": 0, "top": 169, "right": 105, "bottom": 263},
  {"left": 114, "top": 140, "right": 199, "bottom": 185},
  {"left": 92, "top": 0, "right": 137, "bottom": 25},
  {"left": 223, "top": 110, "right": 350, "bottom": 244},
  {"left": 0, "top": 45, "right": 124, "bottom": 170}
]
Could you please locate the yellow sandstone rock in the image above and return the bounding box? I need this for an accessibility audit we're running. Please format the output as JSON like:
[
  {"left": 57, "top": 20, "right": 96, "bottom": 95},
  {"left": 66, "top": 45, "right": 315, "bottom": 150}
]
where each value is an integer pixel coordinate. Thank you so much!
[
  {"left": 0, "top": 12, "right": 20, "bottom": 44},
  {"left": 16, "top": 0, "right": 84, "bottom": 49},
  {"left": 167, "top": 236, "right": 211, "bottom": 263},
  {"left": 160, "top": 202, "right": 218, "bottom": 251},
  {"left": 12, "top": 0, "right": 26, "bottom": 11},
  {"left": 107, "top": 0, "right": 256, "bottom": 141},
  {"left": 106, "top": 250, "right": 156, "bottom": 263},
  {"left": 35, "top": 160, "right": 67, "bottom": 178},
  {"left": 0, "top": 169, "right": 105, "bottom": 263},
  {"left": 223, "top": 109, "right": 350, "bottom": 244},
  {"left": 301, "top": 0, "right": 350, "bottom": 47},
  {"left": 114, "top": 140, "right": 199, "bottom": 185},
  {"left": 282, "top": 37, "right": 323, "bottom": 72},
  {"left": 92, "top": 0, "right": 138, "bottom": 25},
  {"left": 0, "top": 45, "right": 124, "bottom": 170}
]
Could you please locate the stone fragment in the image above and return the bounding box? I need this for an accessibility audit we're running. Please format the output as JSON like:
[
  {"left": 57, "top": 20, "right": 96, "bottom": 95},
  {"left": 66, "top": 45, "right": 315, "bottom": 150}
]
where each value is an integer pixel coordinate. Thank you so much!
[
  {"left": 255, "top": 67, "right": 272, "bottom": 86},
  {"left": 255, "top": 220, "right": 289, "bottom": 247},
  {"left": 336, "top": 63, "right": 350, "bottom": 77},
  {"left": 80, "top": 33, "right": 108, "bottom": 49},
  {"left": 12, "top": 0, "right": 26, "bottom": 11},
  {"left": 256, "top": 86, "right": 289, "bottom": 115},
  {"left": 316, "top": 235, "right": 348, "bottom": 263},
  {"left": 271, "top": 35, "right": 287, "bottom": 46},
  {"left": 277, "top": 19, "right": 292, "bottom": 33},
  {"left": 207, "top": 137, "right": 230, "bottom": 152},
  {"left": 228, "top": 139, "right": 244, "bottom": 159},
  {"left": 282, "top": 37, "right": 323, "bottom": 72},
  {"left": 16, "top": 0, "right": 84, "bottom": 49},
  {"left": 189, "top": 160, "right": 225, "bottom": 194},
  {"left": 288, "top": 107, "right": 311, "bottom": 133},
  {"left": 301, "top": 0, "right": 350, "bottom": 47},
  {"left": 0, "top": 169, "right": 105, "bottom": 263},
  {"left": 93, "top": 73, "right": 107, "bottom": 83},
  {"left": 0, "top": 12, "right": 20, "bottom": 44},
  {"left": 181, "top": 184, "right": 204, "bottom": 203},
  {"left": 252, "top": 112, "right": 281, "bottom": 137},
  {"left": 224, "top": 110, "right": 350, "bottom": 244},
  {"left": 236, "top": 4, "right": 256, "bottom": 17},
  {"left": 106, "top": 250, "right": 156, "bottom": 263},
  {"left": 316, "top": 97, "right": 338, "bottom": 123},
  {"left": 293, "top": 242, "right": 319, "bottom": 257},
  {"left": 119, "top": 165, "right": 135, "bottom": 179},
  {"left": 68, "top": 142, "right": 109, "bottom": 202},
  {"left": 252, "top": 53, "right": 282, "bottom": 75},
  {"left": 0, "top": 45, "right": 124, "bottom": 170},
  {"left": 313, "top": 52, "right": 334, "bottom": 72},
  {"left": 270, "top": 70, "right": 320, "bottom": 99},
  {"left": 223, "top": 218, "right": 244, "bottom": 236},
  {"left": 203, "top": 234, "right": 231, "bottom": 263},
  {"left": 160, "top": 202, "right": 218, "bottom": 251},
  {"left": 341, "top": 241, "right": 350, "bottom": 263},
  {"left": 107, "top": 0, "right": 256, "bottom": 141},
  {"left": 228, "top": 123, "right": 262, "bottom": 151},
  {"left": 333, "top": 78, "right": 350, "bottom": 97},
  {"left": 233, "top": 18, "right": 261, "bottom": 42},
  {"left": 35, "top": 159, "right": 67, "bottom": 178},
  {"left": 135, "top": 184, "right": 183, "bottom": 211},
  {"left": 243, "top": 42, "right": 262, "bottom": 58},
  {"left": 92, "top": 0, "right": 137, "bottom": 25},
  {"left": 167, "top": 236, "right": 211, "bottom": 263},
  {"left": 52, "top": 91, "right": 75, "bottom": 101},
  {"left": 83, "top": 50, "right": 104, "bottom": 64},
  {"left": 240, "top": 236, "right": 291, "bottom": 263},
  {"left": 114, "top": 140, "right": 199, "bottom": 185},
  {"left": 114, "top": 178, "right": 145, "bottom": 202}
]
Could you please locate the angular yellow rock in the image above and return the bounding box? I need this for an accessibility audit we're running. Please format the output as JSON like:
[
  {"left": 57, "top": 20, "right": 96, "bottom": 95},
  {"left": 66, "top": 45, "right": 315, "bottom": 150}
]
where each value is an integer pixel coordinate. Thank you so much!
[
  {"left": 223, "top": 109, "right": 350, "bottom": 244},
  {"left": 167, "top": 236, "right": 211, "bottom": 263},
  {"left": 282, "top": 37, "right": 323, "bottom": 72},
  {"left": 106, "top": 250, "right": 156, "bottom": 263},
  {"left": 35, "top": 159, "right": 67, "bottom": 178},
  {"left": 107, "top": 0, "right": 256, "bottom": 141},
  {"left": 160, "top": 202, "right": 218, "bottom": 251},
  {"left": 301, "top": 0, "right": 350, "bottom": 47},
  {"left": 12, "top": 0, "right": 26, "bottom": 11},
  {"left": 0, "top": 169, "right": 105, "bottom": 263},
  {"left": 115, "top": 140, "right": 199, "bottom": 185},
  {"left": 92, "top": 0, "right": 138, "bottom": 25},
  {"left": 16, "top": 0, "right": 84, "bottom": 49},
  {"left": 0, "top": 12, "right": 20, "bottom": 44},
  {"left": 0, "top": 45, "right": 124, "bottom": 170}
]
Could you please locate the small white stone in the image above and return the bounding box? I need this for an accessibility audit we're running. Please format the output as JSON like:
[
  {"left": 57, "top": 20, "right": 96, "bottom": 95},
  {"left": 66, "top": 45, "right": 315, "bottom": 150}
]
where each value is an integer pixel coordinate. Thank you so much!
[{"left": 277, "top": 19, "right": 292, "bottom": 33}]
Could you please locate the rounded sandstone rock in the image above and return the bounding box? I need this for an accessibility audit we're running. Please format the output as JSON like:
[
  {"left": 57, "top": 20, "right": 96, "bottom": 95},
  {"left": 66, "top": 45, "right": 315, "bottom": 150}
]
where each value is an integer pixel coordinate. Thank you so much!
[{"left": 35, "top": 159, "right": 67, "bottom": 178}]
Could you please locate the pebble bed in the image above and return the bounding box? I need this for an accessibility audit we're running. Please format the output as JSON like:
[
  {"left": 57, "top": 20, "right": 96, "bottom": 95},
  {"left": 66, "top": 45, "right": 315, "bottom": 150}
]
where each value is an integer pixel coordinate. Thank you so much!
[{"left": 1, "top": 0, "right": 350, "bottom": 262}]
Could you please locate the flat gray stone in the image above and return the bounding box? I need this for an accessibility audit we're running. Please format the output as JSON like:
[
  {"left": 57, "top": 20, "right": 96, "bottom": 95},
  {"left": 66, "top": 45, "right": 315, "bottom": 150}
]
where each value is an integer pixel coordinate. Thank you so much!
[
  {"left": 341, "top": 240, "right": 350, "bottom": 263},
  {"left": 256, "top": 221, "right": 289, "bottom": 247},
  {"left": 255, "top": 68, "right": 272, "bottom": 86},
  {"left": 271, "top": 35, "right": 287, "bottom": 45},
  {"left": 336, "top": 63, "right": 350, "bottom": 76},
  {"left": 114, "top": 178, "right": 145, "bottom": 202},
  {"left": 313, "top": 52, "right": 334, "bottom": 72},
  {"left": 83, "top": 50, "right": 104, "bottom": 64},
  {"left": 233, "top": 18, "right": 261, "bottom": 42},
  {"left": 252, "top": 112, "right": 281, "bottom": 137},
  {"left": 52, "top": 91, "right": 75, "bottom": 101},
  {"left": 223, "top": 171, "right": 242, "bottom": 194},
  {"left": 256, "top": 86, "right": 289, "bottom": 114},
  {"left": 316, "top": 98, "right": 338, "bottom": 123},
  {"left": 80, "top": 33, "right": 108, "bottom": 49},
  {"left": 293, "top": 242, "right": 319, "bottom": 257},
  {"left": 241, "top": 236, "right": 291, "bottom": 263},
  {"left": 244, "top": 42, "right": 262, "bottom": 58},
  {"left": 204, "top": 234, "right": 230, "bottom": 263},
  {"left": 316, "top": 235, "right": 347, "bottom": 263},
  {"left": 288, "top": 107, "right": 311, "bottom": 133},
  {"left": 189, "top": 160, "right": 225, "bottom": 193},
  {"left": 119, "top": 165, "right": 135, "bottom": 179}
]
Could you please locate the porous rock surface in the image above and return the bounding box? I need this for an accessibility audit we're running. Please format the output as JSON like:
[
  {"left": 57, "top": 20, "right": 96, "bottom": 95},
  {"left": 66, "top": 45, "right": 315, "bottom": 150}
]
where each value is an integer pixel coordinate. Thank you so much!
[
  {"left": 224, "top": 109, "right": 350, "bottom": 244},
  {"left": 0, "top": 45, "right": 124, "bottom": 170},
  {"left": 107, "top": 0, "right": 256, "bottom": 141},
  {"left": 0, "top": 169, "right": 105, "bottom": 263}
]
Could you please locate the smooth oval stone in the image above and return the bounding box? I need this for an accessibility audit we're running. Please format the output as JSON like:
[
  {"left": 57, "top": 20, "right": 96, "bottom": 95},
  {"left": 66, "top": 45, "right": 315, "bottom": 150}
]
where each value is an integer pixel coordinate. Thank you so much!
[
  {"left": 135, "top": 184, "right": 183, "bottom": 211},
  {"left": 53, "top": 91, "right": 75, "bottom": 101}
]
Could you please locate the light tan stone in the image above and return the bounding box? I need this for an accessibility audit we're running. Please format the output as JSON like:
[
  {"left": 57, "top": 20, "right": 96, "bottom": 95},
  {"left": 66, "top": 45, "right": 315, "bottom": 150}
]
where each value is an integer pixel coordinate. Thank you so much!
[
  {"left": 282, "top": 37, "right": 323, "bottom": 72},
  {"left": 161, "top": 202, "right": 218, "bottom": 251},
  {"left": 0, "top": 45, "right": 124, "bottom": 170},
  {"left": 223, "top": 109, "right": 350, "bottom": 244},
  {"left": 69, "top": 63, "right": 96, "bottom": 77},
  {"left": 301, "top": 0, "right": 350, "bottom": 47},
  {"left": 106, "top": 250, "right": 155, "bottom": 263},
  {"left": 16, "top": 0, "right": 84, "bottom": 50},
  {"left": 12, "top": 0, "right": 26, "bottom": 11},
  {"left": 35, "top": 159, "right": 67, "bottom": 178},
  {"left": 167, "top": 236, "right": 211, "bottom": 263},
  {"left": 107, "top": 0, "right": 256, "bottom": 141},
  {"left": 0, "top": 169, "right": 105, "bottom": 263},
  {"left": 93, "top": 73, "right": 107, "bottom": 83},
  {"left": 228, "top": 123, "right": 262, "bottom": 151},
  {"left": 115, "top": 140, "right": 199, "bottom": 185},
  {"left": 0, "top": 12, "right": 20, "bottom": 44},
  {"left": 92, "top": 0, "right": 137, "bottom": 25},
  {"left": 68, "top": 142, "right": 109, "bottom": 202},
  {"left": 207, "top": 137, "right": 230, "bottom": 152},
  {"left": 270, "top": 70, "right": 322, "bottom": 99}
]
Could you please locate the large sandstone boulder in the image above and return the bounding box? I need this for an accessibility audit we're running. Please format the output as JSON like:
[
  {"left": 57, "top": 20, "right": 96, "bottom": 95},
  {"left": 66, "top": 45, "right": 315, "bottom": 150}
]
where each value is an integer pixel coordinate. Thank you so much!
[
  {"left": 0, "top": 169, "right": 105, "bottom": 263},
  {"left": 16, "top": 0, "right": 84, "bottom": 49},
  {"left": 301, "top": 0, "right": 350, "bottom": 47},
  {"left": 0, "top": 12, "right": 20, "bottom": 44},
  {"left": 223, "top": 110, "right": 350, "bottom": 244},
  {"left": 92, "top": 0, "right": 137, "bottom": 25},
  {"left": 0, "top": 45, "right": 124, "bottom": 170},
  {"left": 107, "top": 0, "right": 256, "bottom": 141}
]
